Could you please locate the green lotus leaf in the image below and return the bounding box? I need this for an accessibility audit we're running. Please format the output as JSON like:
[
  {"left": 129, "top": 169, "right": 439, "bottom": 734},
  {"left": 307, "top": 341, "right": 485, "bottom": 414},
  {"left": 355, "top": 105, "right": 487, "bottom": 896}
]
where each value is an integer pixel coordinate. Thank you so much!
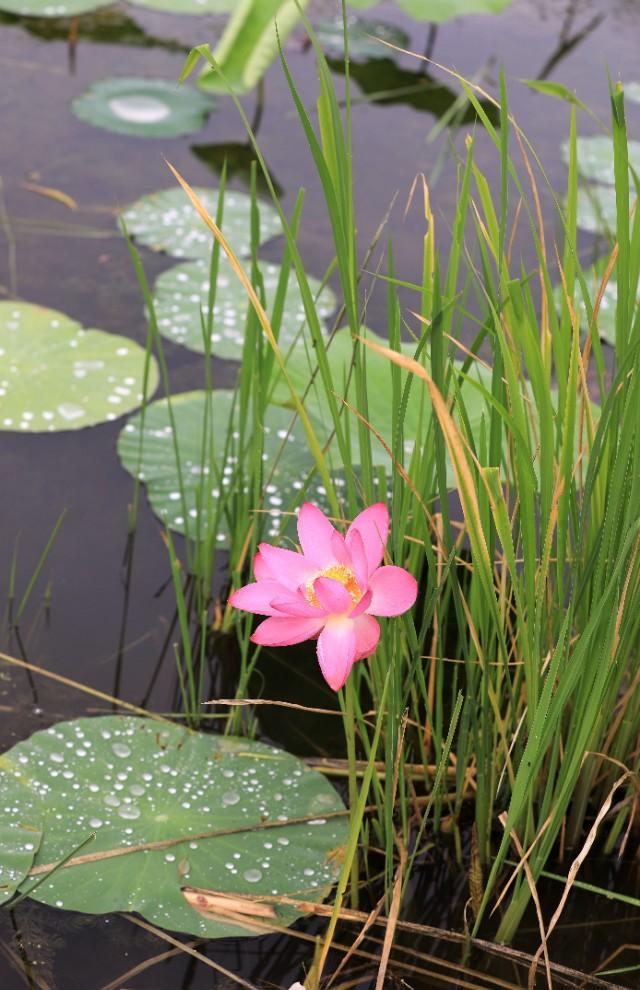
[
  {"left": 0, "top": 716, "right": 347, "bottom": 938},
  {"left": 73, "top": 78, "right": 215, "bottom": 138},
  {"left": 121, "top": 186, "right": 282, "bottom": 261},
  {"left": 271, "top": 327, "right": 595, "bottom": 485},
  {"left": 562, "top": 135, "right": 640, "bottom": 186},
  {"left": 272, "top": 327, "right": 492, "bottom": 477},
  {"left": 0, "top": 0, "right": 106, "bottom": 17},
  {"left": 346, "top": 0, "right": 512, "bottom": 22},
  {"left": 575, "top": 184, "right": 631, "bottom": 236},
  {"left": 152, "top": 256, "right": 336, "bottom": 358},
  {"left": 314, "top": 16, "right": 409, "bottom": 60},
  {"left": 623, "top": 82, "right": 640, "bottom": 106},
  {"left": 0, "top": 762, "right": 43, "bottom": 906},
  {"left": 131, "top": 0, "right": 233, "bottom": 14},
  {"left": 198, "top": 0, "right": 309, "bottom": 94},
  {"left": 0, "top": 302, "right": 159, "bottom": 432},
  {"left": 117, "top": 390, "right": 333, "bottom": 545},
  {"left": 553, "top": 264, "right": 618, "bottom": 347}
]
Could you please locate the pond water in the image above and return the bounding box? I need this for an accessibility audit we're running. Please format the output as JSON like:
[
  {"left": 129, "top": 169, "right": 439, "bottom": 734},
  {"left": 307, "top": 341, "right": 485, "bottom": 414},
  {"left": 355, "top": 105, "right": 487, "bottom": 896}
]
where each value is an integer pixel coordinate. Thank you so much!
[{"left": 2, "top": 0, "right": 640, "bottom": 986}]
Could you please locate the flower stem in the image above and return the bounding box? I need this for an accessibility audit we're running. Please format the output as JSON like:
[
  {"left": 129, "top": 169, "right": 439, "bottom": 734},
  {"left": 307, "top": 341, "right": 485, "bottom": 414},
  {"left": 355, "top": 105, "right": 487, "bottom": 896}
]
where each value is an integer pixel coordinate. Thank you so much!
[{"left": 343, "top": 677, "right": 360, "bottom": 910}]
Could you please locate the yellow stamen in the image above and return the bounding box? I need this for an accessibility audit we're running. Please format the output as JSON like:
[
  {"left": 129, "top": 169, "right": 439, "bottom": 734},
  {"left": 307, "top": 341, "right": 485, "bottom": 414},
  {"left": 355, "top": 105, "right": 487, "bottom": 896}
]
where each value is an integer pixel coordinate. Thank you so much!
[{"left": 306, "top": 564, "right": 361, "bottom": 609}]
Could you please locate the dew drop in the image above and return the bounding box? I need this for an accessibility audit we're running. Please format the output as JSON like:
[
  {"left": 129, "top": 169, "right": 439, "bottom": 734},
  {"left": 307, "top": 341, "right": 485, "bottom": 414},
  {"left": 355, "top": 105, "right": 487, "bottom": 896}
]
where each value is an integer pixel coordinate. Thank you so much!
[
  {"left": 222, "top": 791, "right": 240, "bottom": 806},
  {"left": 118, "top": 805, "right": 141, "bottom": 821},
  {"left": 243, "top": 868, "right": 262, "bottom": 883},
  {"left": 112, "top": 743, "right": 131, "bottom": 759},
  {"left": 89, "top": 818, "right": 103, "bottom": 829}
]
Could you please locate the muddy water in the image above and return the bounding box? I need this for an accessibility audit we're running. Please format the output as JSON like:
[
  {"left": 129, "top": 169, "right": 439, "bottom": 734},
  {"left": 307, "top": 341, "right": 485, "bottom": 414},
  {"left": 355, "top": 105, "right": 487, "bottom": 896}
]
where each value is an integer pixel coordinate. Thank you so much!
[{"left": 2, "top": 0, "right": 640, "bottom": 986}]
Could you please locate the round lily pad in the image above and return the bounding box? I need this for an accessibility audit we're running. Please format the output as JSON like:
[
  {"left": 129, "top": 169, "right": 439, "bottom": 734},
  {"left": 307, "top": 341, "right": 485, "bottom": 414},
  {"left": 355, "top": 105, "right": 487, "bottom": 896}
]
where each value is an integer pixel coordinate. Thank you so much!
[
  {"left": 575, "top": 184, "right": 627, "bottom": 236},
  {"left": 624, "top": 82, "right": 640, "bottom": 106},
  {"left": 315, "top": 15, "right": 409, "bottom": 60},
  {"left": 0, "top": 765, "right": 43, "bottom": 906},
  {"left": 0, "top": 302, "right": 159, "bottom": 432},
  {"left": 73, "top": 78, "right": 215, "bottom": 138},
  {"left": 0, "top": 716, "right": 347, "bottom": 938},
  {"left": 117, "top": 389, "right": 334, "bottom": 545},
  {"left": 562, "top": 135, "right": 640, "bottom": 186},
  {"left": 0, "top": 0, "right": 106, "bottom": 16},
  {"left": 131, "top": 0, "right": 233, "bottom": 13},
  {"left": 554, "top": 266, "right": 618, "bottom": 347},
  {"left": 121, "top": 186, "right": 282, "bottom": 261},
  {"left": 152, "top": 256, "right": 336, "bottom": 358},
  {"left": 347, "top": 0, "right": 512, "bottom": 19}
]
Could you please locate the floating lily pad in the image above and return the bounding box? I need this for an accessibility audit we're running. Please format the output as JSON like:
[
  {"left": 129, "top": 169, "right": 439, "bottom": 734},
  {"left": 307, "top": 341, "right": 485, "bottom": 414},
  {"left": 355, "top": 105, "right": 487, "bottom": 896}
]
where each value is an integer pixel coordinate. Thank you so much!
[
  {"left": 0, "top": 0, "right": 106, "bottom": 17},
  {"left": 0, "top": 716, "right": 347, "bottom": 938},
  {"left": 623, "top": 82, "right": 640, "bottom": 106},
  {"left": 575, "top": 184, "right": 629, "bottom": 236},
  {"left": 198, "top": 0, "right": 309, "bottom": 94},
  {"left": 73, "top": 78, "right": 215, "bottom": 138},
  {"left": 270, "top": 327, "right": 596, "bottom": 485},
  {"left": 562, "top": 135, "right": 640, "bottom": 186},
  {"left": 0, "top": 302, "right": 159, "bottom": 432},
  {"left": 271, "top": 327, "right": 494, "bottom": 478},
  {"left": 347, "top": 0, "right": 512, "bottom": 22},
  {"left": 0, "top": 765, "right": 43, "bottom": 906},
  {"left": 314, "top": 16, "right": 409, "bottom": 60},
  {"left": 117, "top": 390, "right": 335, "bottom": 544},
  {"left": 121, "top": 186, "right": 282, "bottom": 261},
  {"left": 131, "top": 0, "right": 233, "bottom": 13},
  {"left": 152, "top": 256, "right": 336, "bottom": 358},
  {"left": 553, "top": 266, "right": 618, "bottom": 347}
]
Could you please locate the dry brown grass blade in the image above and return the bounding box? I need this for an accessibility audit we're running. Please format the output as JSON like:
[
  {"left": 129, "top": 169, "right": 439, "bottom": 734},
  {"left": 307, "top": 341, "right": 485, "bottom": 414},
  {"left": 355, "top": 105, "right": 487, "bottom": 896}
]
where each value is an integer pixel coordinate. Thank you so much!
[
  {"left": 21, "top": 182, "right": 78, "bottom": 211},
  {"left": 326, "top": 899, "right": 385, "bottom": 989},
  {"left": 182, "top": 886, "right": 278, "bottom": 919},
  {"left": 357, "top": 336, "right": 492, "bottom": 572},
  {"left": 124, "top": 915, "right": 259, "bottom": 990},
  {"left": 99, "top": 941, "right": 205, "bottom": 990},
  {"left": 528, "top": 772, "right": 636, "bottom": 986},
  {"left": 27, "top": 807, "right": 354, "bottom": 877},
  {"left": 0, "top": 650, "right": 171, "bottom": 724},
  {"left": 469, "top": 823, "right": 483, "bottom": 920},
  {"left": 166, "top": 887, "right": 619, "bottom": 990},
  {"left": 205, "top": 697, "right": 344, "bottom": 717},
  {"left": 497, "top": 813, "right": 552, "bottom": 990},
  {"left": 375, "top": 840, "right": 407, "bottom": 990},
  {"left": 0, "top": 940, "right": 52, "bottom": 990},
  {"left": 490, "top": 813, "right": 552, "bottom": 918}
]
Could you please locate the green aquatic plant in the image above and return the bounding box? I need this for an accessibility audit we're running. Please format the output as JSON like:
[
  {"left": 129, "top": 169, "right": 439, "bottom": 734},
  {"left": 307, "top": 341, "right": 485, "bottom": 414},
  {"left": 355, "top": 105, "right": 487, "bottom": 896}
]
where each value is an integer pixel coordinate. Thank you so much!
[
  {"left": 0, "top": 769, "right": 43, "bottom": 906},
  {"left": 0, "top": 302, "right": 158, "bottom": 432},
  {"left": 121, "top": 185, "right": 282, "bottom": 260},
  {"left": 181, "top": 17, "right": 640, "bottom": 950},
  {"left": 0, "top": 716, "right": 347, "bottom": 936},
  {"left": 73, "top": 78, "right": 215, "bottom": 138},
  {"left": 117, "top": 389, "right": 333, "bottom": 548},
  {"left": 151, "top": 256, "right": 336, "bottom": 358},
  {"left": 314, "top": 15, "right": 409, "bottom": 61},
  {"left": 346, "top": 0, "right": 513, "bottom": 23},
  {"left": 197, "top": 0, "right": 309, "bottom": 95}
]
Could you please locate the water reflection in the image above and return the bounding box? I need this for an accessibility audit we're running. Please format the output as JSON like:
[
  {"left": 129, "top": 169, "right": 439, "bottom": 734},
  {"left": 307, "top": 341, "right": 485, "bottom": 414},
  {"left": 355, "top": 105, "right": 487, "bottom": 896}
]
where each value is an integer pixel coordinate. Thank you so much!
[
  {"left": 0, "top": 6, "right": 188, "bottom": 52},
  {"left": 328, "top": 56, "right": 501, "bottom": 125}
]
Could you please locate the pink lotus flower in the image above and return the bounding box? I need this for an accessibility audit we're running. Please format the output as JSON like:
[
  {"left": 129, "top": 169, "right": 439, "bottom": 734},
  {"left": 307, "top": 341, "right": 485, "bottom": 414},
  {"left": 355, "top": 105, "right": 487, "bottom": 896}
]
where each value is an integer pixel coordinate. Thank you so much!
[{"left": 229, "top": 502, "right": 418, "bottom": 691}]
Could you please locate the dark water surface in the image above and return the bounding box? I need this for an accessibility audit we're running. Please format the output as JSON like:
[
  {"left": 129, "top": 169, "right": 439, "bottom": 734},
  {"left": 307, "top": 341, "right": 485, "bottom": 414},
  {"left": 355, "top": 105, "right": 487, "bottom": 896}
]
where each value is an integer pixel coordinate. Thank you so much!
[{"left": 2, "top": 0, "right": 640, "bottom": 986}]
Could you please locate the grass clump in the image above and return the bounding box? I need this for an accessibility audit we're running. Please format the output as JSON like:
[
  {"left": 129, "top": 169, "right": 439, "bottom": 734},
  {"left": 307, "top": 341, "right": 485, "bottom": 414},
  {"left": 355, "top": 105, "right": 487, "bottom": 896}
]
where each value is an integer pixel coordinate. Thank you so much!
[{"left": 129, "top": 10, "right": 640, "bottom": 955}]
